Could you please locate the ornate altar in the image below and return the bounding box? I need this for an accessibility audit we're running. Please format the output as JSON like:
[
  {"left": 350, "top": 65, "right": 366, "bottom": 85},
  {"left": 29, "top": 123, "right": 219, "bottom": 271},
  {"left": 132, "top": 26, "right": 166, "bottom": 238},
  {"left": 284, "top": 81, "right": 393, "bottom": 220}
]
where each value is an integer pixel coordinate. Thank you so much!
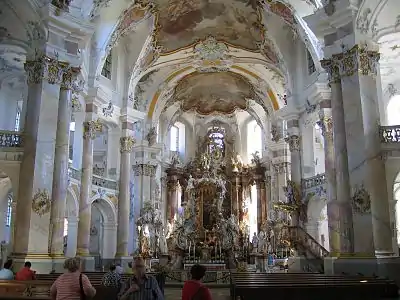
[{"left": 163, "top": 128, "right": 269, "bottom": 269}]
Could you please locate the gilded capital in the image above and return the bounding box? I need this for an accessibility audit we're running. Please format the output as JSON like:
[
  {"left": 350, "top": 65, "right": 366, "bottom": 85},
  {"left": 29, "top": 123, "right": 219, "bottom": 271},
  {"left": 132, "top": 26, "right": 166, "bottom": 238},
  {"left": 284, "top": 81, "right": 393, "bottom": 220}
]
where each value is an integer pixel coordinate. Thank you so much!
[
  {"left": 284, "top": 135, "right": 300, "bottom": 152},
  {"left": 120, "top": 136, "right": 136, "bottom": 153},
  {"left": 320, "top": 59, "right": 341, "bottom": 84},
  {"left": 318, "top": 116, "right": 333, "bottom": 142},
  {"left": 24, "top": 55, "right": 66, "bottom": 85},
  {"left": 83, "top": 120, "right": 103, "bottom": 140},
  {"left": 61, "top": 66, "right": 81, "bottom": 90}
]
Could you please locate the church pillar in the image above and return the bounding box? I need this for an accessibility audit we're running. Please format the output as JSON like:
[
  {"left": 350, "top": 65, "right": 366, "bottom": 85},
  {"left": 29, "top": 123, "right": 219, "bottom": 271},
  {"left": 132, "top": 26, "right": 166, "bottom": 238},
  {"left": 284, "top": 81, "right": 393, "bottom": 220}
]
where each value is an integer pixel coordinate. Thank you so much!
[
  {"left": 116, "top": 134, "right": 135, "bottom": 257},
  {"left": 76, "top": 117, "right": 102, "bottom": 261},
  {"left": 285, "top": 119, "right": 302, "bottom": 226},
  {"left": 326, "top": 45, "right": 393, "bottom": 256},
  {"left": 166, "top": 175, "right": 179, "bottom": 222},
  {"left": 50, "top": 67, "right": 80, "bottom": 258},
  {"left": 273, "top": 162, "right": 289, "bottom": 221},
  {"left": 13, "top": 55, "right": 64, "bottom": 270},
  {"left": 231, "top": 176, "right": 240, "bottom": 217}
]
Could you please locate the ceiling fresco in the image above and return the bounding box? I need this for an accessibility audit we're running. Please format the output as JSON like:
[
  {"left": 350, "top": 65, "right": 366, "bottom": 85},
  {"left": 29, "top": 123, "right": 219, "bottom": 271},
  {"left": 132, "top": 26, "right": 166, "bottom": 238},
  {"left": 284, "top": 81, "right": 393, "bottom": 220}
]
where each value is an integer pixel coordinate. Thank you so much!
[
  {"left": 154, "top": 0, "right": 264, "bottom": 53},
  {"left": 173, "top": 71, "right": 255, "bottom": 115}
]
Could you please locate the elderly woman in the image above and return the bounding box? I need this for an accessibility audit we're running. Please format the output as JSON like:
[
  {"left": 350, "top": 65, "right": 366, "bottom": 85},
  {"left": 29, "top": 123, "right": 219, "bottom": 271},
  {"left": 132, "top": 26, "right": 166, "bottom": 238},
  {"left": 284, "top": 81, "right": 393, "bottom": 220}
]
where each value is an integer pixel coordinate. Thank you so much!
[{"left": 50, "top": 257, "right": 96, "bottom": 300}]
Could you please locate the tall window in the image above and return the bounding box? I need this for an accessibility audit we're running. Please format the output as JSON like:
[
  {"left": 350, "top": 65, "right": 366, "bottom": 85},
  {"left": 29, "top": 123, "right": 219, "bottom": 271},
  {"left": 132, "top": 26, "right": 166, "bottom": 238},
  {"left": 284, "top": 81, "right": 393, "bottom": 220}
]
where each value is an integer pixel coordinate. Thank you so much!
[
  {"left": 307, "top": 50, "right": 316, "bottom": 75},
  {"left": 387, "top": 95, "right": 400, "bottom": 125},
  {"left": 247, "top": 120, "right": 262, "bottom": 161},
  {"left": 170, "top": 126, "right": 179, "bottom": 152},
  {"left": 208, "top": 127, "right": 225, "bottom": 155},
  {"left": 101, "top": 52, "right": 112, "bottom": 80},
  {"left": 64, "top": 218, "right": 68, "bottom": 237},
  {"left": 14, "top": 109, "right": 21, "bottom": 131},
  {"left": 5, "top": 194, "right": 12, "bottom": 227}
]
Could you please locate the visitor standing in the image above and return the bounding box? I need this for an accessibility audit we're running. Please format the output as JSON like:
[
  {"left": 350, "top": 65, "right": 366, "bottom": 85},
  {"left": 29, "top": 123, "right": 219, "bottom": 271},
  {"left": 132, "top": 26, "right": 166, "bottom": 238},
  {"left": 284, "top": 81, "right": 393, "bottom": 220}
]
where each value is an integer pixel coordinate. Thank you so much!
[
  {"left": 15, "top": 262, "right": 36, "bottom": 280},
  {"left": 101, "top": 264, "right": 122, "bottom": 288},
  {"left": 50, "top": 257, "right": 96, "bottom": 300},
  {"left": 0, "top": 259, "right": 14, "bottom": 280},
  {"left": 182, "top": 264, "right": 212, "bottom": 300},
  {"left": 118, "top": 256, "right": 164, "bottom": 300}
]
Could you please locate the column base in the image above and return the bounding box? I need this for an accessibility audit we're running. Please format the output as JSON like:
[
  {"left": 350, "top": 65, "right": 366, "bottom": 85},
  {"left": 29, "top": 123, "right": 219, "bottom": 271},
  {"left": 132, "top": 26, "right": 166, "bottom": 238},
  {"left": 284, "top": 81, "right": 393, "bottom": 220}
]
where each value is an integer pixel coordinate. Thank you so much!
[
  {"left": 10, "top": 254, "right": 66, "bottom": 274},
  {"left": 115, "top": 256, "right": 133, "bottom": 270},
  {"left": 77, "top": 256, "right": 95, "bottom": 271}
]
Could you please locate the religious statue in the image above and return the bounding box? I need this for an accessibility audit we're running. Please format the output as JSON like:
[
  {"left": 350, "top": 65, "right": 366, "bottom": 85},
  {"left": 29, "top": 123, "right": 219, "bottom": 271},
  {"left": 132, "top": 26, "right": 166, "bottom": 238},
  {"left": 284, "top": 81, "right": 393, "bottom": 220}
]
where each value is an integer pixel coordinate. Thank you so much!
[
  {"left": 251, "top": 232, "right": 258, "bottom": 253},
  {"left": 251, "top": 151, "right": 261, "bottom": 166},
  {"left": 166, "top": 220, "right": 173, "bottom": 239},
  {"left": 170, "top": 153, "right": 181, "bottom": 168},
  {"left": 141, "top": 231, "right": 150, "bottom": 255},
  {"left": 159, "top": 227, "right": 168, "bottom": 255},
  {"left": 257, "top": 231, "right": 266, "bottom": 253},
  {"left": 187, "top": 175, "right": 195, "bottom": 190},
  {"left": 146, "top": 126, "right": 157, "bottom": 146}
]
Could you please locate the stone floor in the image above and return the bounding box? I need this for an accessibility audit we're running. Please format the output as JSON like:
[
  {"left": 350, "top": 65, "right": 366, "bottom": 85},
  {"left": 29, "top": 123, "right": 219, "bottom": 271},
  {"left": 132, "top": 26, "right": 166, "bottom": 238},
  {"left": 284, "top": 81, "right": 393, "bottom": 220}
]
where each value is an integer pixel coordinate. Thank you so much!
[{"left": 164, "top": 287, "right": 230, "bottom": 300}]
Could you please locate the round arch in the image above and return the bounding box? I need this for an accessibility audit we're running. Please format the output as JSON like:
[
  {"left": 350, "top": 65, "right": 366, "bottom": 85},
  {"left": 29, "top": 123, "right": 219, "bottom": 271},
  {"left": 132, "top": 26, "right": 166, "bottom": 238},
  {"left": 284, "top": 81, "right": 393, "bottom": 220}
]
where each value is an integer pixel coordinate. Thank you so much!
[
  {"left": 90, "top": 197, "right": 117, "bottom": 225},
  {"left": 306, "top": 194, "right": 329, "bottom": 249}
]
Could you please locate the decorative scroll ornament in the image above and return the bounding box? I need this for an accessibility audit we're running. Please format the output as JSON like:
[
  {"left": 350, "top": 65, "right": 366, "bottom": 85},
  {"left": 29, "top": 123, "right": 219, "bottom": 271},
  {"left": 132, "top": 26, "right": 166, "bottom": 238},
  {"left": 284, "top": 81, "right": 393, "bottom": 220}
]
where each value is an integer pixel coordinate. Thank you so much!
[
  {"left": 284, "top": 135, "right": 300, "bottom": 152},
  {"left": 71, "top": 95, "right": 82, "bottom": 112},
  {"left": 305, "top": 99, "right": 317, "bottom": 114},
  {"left": 191, "top": 36, "right": 233, "bottom": 73},
  {"left": 271, "top": 125, "right": 281, "bottom": 142},
  {"left": 120, "top": 136, "right": 135, "bottom": 153},
  {"left": 352, "top": 184, "right": 371, "bottom": 214},
  {"left": 102, "top": 101, "right": 114, "bottom": 117},
  {"left": 83, "top": 119, "right": 103, "bottom": 140},
  {"left": 24, "top": 54, "right": 65, "bottom": 85},
  {"left": 317, "top": 115, "right": 333, "bottom": 142},
  {"left": 31, "top": 189, "right": 51, "bottom": 216},
  {"left": 52, "top": 0, "right": 72, "bottom": 14}
]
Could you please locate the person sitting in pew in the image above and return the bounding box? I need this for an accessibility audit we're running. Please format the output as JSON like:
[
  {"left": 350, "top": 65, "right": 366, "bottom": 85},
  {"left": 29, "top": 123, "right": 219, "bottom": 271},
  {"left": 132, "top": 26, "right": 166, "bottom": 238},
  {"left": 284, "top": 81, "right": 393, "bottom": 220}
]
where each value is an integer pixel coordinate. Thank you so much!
[
  {"left": 101, "top": 264, "right": 122, "bottom": 288},
  {"left": 15, "top": 261, "right": 36, "bottom": 280},
  {"left": 50, "top": 257, "right": 96, "bottom": 300},
  {"left": 0, "top": 259, "right": 14, "bottom": 280},
  {"left": 182, "top": 264, "right": 213, "bottom": 300}
]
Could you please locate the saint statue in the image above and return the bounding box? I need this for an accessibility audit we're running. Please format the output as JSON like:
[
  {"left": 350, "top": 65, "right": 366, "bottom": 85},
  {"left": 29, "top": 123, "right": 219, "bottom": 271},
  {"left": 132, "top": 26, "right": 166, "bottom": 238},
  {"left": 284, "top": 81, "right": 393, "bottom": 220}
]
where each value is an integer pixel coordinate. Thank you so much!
[
  {"left": 257, "top": 231, "right": 266, "bottom": 253},
  {"left": 187, "top": 175, "right": 195, "bottom": 190},
  {"left": 159, "top": 227, "right": 168, "bottom": 255},
  {"left": 251, "top": 232, "right": 258, "bottom": 253}
]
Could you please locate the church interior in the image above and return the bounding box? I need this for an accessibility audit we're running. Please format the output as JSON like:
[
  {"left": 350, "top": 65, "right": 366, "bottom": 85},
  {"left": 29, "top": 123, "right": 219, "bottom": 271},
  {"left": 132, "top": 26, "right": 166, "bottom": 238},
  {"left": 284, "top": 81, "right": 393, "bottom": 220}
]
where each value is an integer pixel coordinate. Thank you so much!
[{"left": 1, "top": 0, "right": 400, "bottom": 299}]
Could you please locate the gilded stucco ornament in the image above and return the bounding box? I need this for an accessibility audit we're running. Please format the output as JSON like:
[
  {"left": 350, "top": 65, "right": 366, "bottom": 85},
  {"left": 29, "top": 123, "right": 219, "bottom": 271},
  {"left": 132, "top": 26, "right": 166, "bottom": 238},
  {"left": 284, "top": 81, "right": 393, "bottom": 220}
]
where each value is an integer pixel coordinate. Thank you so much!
[
  {"left": 61, "top": 66, "right": 80, "bottom": 90},
  {"left": 271, "top": 124, "right": 281, "bottom": 142},
  {"left": 120, "top": 136, "right": 136, "bottom": 153},
  {"left": 83, "top": 119, "right": 103, "bottom": 140},
  {"left": 284, "top": 135, "right": 300, "bottom": 152},
  {"left": 32, "top": 189, "right": 51, "bottom": 217},
  {"left": 351, "top": 184, "right": 371, "bottom": 214},
  {"left": 51, "top": 0, "right": 72, "bottom": 14},
  {"left": 317, "top": 116, "right": 333, "bottom": 142},
  {"left": 24, "top": 54, "right": 65, "bottom": 85}
]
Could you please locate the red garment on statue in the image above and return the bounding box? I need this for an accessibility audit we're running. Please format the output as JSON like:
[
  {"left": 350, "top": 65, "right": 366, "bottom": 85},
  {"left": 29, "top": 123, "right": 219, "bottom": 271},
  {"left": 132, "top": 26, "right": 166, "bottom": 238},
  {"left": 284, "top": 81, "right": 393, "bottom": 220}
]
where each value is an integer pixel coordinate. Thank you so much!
[
  {"left": 182, "top": 280, "right": 212, "bottom": 300},
  {"left": 15, "top": 267, "right": 36, "bottom": 281}
]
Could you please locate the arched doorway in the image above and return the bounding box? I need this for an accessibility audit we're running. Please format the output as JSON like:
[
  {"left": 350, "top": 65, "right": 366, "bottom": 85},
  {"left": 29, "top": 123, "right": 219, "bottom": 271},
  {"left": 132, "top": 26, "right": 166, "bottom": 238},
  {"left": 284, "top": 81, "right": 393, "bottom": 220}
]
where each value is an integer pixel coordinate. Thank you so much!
[
  {"left": 64, "top": 188, "right": 79, "bottom": 257},
  {"left": 306, "top": 195, "right": 329, "bottom": 250},
  {"left": 90, "top": 198, "right": 117, "bottom": 269}
]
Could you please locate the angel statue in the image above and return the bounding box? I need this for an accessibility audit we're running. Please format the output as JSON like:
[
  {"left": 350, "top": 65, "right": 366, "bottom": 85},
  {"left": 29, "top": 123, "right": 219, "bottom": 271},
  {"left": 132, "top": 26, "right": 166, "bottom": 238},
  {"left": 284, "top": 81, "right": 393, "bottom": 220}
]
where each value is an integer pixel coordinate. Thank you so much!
[
  {"left": 187, "top": 175, "right": 195, "bottom": 190},
  {"left": 251, "top": 151, "right": 261, "bottom": 166},
  {"left": 159, "top": 227, "right": 168, "bottom": 255}
]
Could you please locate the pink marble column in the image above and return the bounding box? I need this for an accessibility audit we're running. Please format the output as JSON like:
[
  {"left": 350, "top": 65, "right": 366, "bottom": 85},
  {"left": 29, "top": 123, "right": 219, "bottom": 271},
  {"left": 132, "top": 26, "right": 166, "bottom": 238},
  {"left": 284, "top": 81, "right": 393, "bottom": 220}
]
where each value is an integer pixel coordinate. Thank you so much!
[
  {"left": 76, "top": 120, "right": 101, "bottom": 256},
  {"left": 50, "top": 67, "right": 80, "bottom": 257},
  {"left": 116, "top": 135, "right": 135, "bottom": 257}
]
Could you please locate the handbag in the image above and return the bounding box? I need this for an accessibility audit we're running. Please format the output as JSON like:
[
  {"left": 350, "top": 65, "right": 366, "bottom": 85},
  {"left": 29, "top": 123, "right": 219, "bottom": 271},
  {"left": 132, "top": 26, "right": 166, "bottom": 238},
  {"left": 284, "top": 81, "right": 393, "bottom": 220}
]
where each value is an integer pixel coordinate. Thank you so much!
[{"left": 79, "top": 273, "right": 86, "bottom": 300}]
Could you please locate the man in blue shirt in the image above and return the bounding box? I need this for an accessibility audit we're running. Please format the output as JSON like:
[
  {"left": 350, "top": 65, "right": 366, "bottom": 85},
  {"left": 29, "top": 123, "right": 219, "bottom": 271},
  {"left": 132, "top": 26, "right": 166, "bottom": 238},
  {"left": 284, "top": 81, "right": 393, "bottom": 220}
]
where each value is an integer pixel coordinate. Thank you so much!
[{"left": 0, "top": 259, "right": 14, "bottom": 280}]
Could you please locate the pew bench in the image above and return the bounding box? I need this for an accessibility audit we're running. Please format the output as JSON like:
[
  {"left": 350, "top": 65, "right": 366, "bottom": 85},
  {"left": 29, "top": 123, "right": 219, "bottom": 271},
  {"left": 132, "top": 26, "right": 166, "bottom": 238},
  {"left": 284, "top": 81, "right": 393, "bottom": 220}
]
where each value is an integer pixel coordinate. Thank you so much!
[{"left": 230, "top": 273, "right": 398, "bottom": 300}]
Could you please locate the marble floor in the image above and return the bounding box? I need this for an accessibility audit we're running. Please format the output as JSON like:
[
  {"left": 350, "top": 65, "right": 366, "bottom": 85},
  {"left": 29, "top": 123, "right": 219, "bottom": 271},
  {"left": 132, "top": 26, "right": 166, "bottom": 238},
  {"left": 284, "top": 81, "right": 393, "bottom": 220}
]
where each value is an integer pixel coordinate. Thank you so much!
[{"left": 164, "top": 287, "right": 230, "bottom": 300}]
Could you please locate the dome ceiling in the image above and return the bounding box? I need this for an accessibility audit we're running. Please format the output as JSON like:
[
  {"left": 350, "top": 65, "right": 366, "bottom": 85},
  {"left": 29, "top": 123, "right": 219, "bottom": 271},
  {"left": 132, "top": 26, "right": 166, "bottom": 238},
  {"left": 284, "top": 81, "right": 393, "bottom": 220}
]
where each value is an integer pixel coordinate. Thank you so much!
[
  {"left": 173, "top": 71, "right": 255, "bottom": 115},
  {"left": 154, "top": 0, "right": 264, "bottom": 53}
]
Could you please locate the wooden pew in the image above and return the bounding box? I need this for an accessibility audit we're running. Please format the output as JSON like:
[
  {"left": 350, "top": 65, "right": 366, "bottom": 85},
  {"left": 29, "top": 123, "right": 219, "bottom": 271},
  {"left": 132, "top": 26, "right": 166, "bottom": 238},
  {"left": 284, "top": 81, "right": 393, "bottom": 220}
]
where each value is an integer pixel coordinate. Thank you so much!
[{"left": 230, "top": 272, "right": 398, "bottom": 300}]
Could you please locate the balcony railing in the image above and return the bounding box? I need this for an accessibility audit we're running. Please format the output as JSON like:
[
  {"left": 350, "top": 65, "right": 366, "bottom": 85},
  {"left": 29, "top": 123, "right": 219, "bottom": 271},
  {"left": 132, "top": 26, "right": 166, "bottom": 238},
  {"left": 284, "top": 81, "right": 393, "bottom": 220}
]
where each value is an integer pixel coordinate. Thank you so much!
[
  {"left": 380, "top": 125, "right": 400, "bottom": 143},
  {"left": 69, "top": 167, "right": 118, "bottom": 191},
  {"left": 301, "top": 173, "right": 326, "bottom": 190},
  {"left": 0, "top": 131, "right": 23, "bottom": 148}
]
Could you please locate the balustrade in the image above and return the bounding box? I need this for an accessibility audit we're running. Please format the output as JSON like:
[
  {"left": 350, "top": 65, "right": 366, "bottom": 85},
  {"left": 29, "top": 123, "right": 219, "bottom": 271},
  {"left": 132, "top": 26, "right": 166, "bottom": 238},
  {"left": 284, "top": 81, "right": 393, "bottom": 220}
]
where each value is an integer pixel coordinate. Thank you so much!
[
  {"left": 69, "top": 167, "right": 117, "bottom": 190},
  {"left": 0, "top": 131, "right": 23, "bottom": 148},
  {"left": 301, "top": 173, "right": 326, "bottom": 190},
  {"left": 380, "top": 125, "right": 400, "bottom": 143}
]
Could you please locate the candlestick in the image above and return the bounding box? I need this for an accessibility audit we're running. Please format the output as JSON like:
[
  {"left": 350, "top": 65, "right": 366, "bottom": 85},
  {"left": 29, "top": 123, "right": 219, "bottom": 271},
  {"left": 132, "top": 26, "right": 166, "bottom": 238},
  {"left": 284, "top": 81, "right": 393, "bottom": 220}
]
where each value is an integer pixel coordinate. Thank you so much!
[
  {"left": 193, "top": 243, "right": 196, "bottom": 261},
  {"left": 215, "top": 242, "right": 218, "bottom": 260},
  {"left": 219, "top": 244, "right": 222, "bottom": 260}
]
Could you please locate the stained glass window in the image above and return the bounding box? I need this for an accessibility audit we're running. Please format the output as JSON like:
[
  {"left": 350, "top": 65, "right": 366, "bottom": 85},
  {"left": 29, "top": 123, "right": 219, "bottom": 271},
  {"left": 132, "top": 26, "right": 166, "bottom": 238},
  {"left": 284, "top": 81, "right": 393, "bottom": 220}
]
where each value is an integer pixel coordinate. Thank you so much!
[
  {"left": 5, "top": 194, "right": 12, "bottom": 227},
  {"left": 208, "top": 127, "right": 225, "bottom": 155}
]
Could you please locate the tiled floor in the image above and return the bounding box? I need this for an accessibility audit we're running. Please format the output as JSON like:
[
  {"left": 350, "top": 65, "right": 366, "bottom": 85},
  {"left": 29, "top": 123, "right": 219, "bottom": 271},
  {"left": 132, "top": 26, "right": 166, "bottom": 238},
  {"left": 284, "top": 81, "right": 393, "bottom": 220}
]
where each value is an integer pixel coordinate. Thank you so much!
[{"left": 164, "top": 287, "right": 230, "bottom": 300}]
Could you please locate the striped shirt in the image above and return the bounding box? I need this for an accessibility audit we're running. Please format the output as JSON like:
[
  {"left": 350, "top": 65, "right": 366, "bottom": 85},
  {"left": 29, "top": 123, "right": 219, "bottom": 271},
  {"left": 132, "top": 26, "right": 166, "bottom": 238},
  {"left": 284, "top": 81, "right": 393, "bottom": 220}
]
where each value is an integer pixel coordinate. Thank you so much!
[
  {"left": 50, "top": 272, "right": 96, "bottom": 300},
  {"left": 118, "top": 274, "right": 164, "bottom": 300}
]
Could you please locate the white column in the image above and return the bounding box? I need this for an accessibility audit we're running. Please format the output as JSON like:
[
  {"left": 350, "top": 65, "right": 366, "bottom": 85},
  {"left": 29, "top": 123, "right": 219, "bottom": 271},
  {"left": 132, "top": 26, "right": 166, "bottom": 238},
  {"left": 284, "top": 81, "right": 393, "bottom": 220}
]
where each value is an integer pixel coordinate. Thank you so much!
[
  {"left": 50, "top": 67, "right": 79, "bottom": 257},
  {"left": 102, "top": 223, "right": 117, "bottom": 259},
  {"left": 66, "top": 216, "right": 78, "bottom": 257},
  {"left": 76, "top": 119, "right": 101, "bottom": 255},
  {"left": 116, "top": 135, "right": 135, "bottom": 257}
]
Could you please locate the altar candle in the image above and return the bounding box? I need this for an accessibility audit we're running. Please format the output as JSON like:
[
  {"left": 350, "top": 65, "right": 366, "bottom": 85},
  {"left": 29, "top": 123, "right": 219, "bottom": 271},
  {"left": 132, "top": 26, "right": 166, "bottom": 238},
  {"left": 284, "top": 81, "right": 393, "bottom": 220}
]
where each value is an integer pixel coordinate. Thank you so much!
[
  {"left": 215, "top": 242, "right": 218, "bottom": 259},
  {"left": 194, "top": 243, "right": 196, "bottom": 260},
  {"left": 219, "top": 244, "right": 222, "bottom": 260}
]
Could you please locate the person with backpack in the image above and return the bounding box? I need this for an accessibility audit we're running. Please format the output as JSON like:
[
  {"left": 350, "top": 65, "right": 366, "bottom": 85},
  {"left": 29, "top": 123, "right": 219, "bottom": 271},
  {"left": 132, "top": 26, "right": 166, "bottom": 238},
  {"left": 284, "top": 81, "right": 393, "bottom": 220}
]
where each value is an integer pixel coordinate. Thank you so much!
[{"left": 181, "top": 264, "right": 212, "bottom": 300}]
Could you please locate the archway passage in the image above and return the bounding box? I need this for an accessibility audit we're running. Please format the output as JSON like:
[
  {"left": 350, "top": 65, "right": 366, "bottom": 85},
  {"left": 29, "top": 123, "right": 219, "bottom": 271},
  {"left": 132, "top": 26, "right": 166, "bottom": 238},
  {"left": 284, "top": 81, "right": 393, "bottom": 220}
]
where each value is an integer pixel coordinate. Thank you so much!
[
  {"left": 0, "top": 171, "right": 13, "bottom": 267},
  {"left": 306, "top": 196, "right": 329, "bottom": 250}
]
